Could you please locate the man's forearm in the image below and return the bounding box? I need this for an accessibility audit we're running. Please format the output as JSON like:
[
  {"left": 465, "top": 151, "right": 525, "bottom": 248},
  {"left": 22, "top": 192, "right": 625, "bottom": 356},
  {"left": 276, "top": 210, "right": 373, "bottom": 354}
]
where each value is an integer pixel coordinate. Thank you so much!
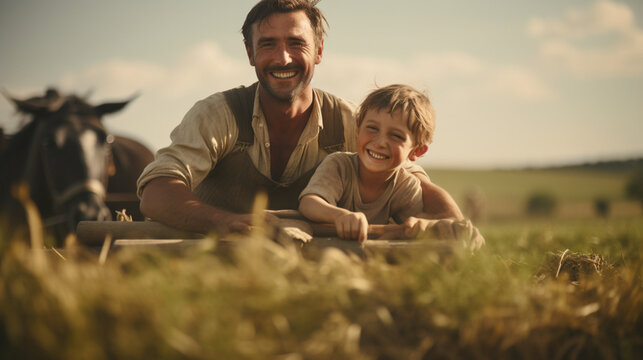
[{"left": 140, "top": 177, "right": 249, "bottom": 234}]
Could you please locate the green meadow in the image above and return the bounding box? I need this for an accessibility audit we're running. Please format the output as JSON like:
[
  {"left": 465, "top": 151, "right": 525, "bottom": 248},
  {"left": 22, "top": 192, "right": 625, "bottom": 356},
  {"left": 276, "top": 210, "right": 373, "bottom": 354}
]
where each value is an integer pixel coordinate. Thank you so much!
[
  {"left": 1, "top": 164, "right": 641, "bottom": 359},
  {"left": 428, "top": 166, "right": 641, "bottom": 221}
]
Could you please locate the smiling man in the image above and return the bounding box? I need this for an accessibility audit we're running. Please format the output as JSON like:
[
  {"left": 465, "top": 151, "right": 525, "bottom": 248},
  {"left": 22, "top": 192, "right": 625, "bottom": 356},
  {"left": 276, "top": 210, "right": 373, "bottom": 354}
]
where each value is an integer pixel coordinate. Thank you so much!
[{"left": 137, "top": 0, "right": 463, "bottom": 235}]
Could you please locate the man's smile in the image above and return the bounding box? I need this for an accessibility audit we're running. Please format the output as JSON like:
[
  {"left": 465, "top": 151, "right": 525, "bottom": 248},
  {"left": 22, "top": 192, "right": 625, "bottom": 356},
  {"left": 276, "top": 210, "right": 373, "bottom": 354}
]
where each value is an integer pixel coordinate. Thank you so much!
[{"left": 271, "top": 70, "right": 298, "bottom": 79}]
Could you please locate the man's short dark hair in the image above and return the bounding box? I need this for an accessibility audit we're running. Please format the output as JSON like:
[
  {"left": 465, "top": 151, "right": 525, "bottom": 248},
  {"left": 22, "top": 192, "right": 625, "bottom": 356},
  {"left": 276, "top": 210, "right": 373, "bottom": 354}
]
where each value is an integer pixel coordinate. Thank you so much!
[{"left": 242, "top": 0, "right": 328, "bottom": 50}]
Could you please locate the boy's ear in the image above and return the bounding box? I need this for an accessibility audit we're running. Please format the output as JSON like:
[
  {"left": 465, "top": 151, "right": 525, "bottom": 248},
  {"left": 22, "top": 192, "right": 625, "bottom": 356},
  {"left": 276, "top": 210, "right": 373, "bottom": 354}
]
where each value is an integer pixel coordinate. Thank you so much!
[{"left": 408, "top": 145, "right": 428, "bottom": 161}]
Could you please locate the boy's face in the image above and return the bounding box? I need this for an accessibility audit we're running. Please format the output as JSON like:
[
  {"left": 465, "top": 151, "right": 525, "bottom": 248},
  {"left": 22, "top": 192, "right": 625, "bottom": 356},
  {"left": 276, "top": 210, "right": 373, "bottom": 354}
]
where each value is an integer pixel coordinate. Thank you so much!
[
  {"left": 356, "top": 109, "right": 427, "bottom": 177},
  {"left": 246, "top": 11, "right": 323, "bottom": 102}
]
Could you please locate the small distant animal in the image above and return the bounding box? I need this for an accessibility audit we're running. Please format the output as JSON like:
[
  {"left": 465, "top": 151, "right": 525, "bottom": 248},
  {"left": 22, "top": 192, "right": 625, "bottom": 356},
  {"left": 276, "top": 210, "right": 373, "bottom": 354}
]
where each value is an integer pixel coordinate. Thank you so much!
[{"left": 0, "top": 88, "right": 154, "bottom": 244}]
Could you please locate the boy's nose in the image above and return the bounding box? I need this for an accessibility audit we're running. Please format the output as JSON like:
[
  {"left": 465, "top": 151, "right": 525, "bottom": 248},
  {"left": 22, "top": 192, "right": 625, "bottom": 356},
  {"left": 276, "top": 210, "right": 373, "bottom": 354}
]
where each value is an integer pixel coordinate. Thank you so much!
[{"left": 374, "top": 135, "right": 387, "bottom": 147}]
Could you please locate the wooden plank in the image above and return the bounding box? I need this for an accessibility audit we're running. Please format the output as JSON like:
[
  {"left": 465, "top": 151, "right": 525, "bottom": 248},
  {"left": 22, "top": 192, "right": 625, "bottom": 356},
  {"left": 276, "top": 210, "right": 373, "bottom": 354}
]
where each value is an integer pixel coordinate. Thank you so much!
[
  {"left": 75, "top": 221, "right": 457, "bottom": 258},
  {"left": 267, "top": 209, "right": 405, "bottom": 238},
  {"left": 76, "top": 221, "right": 203, "bottom": 246},
  {"left": 76, "top": 220, "right": 405, "bottom": 245}
]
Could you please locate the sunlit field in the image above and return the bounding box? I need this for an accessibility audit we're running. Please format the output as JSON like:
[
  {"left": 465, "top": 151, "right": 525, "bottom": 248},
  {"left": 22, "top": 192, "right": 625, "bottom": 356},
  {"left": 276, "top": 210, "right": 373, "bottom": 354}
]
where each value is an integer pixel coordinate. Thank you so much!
[
  {"left": 429, "top": 166, "right": 641, "bottom": 221},
  {"left": 1, "top": 167, "right": 641, "bottom": 359}
]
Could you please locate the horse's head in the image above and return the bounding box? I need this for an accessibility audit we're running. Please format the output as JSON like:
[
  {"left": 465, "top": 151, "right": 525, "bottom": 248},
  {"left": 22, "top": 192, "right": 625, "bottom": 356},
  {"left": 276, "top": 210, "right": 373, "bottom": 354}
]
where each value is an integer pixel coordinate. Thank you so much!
[{"left": 3, "top": 88, "right": 137, "bottom": 236}]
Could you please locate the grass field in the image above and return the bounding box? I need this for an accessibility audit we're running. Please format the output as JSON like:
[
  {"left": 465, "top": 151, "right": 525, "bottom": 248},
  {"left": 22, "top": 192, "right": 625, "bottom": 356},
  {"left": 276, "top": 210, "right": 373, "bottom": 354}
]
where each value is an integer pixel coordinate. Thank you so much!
[
  {"left": 0, "top": 168, "right": 641, "bottom": 359},
  {"left": 428, "top": 167, "right": 642, "bottom": 221}
]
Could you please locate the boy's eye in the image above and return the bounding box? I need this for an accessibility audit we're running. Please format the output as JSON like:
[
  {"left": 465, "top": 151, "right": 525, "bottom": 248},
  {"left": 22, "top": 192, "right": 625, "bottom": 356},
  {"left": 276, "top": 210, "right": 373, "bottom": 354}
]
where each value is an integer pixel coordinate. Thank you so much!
[{"left": 392, "top": 133, "right": 406, "bottom": 141}]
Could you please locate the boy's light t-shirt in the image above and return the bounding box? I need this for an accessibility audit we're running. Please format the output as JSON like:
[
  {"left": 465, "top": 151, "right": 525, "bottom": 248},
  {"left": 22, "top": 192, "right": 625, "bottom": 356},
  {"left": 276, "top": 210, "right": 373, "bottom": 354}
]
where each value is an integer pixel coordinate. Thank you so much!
[{"left": 299, "top": 152, "right": 424, "bottom": 224}]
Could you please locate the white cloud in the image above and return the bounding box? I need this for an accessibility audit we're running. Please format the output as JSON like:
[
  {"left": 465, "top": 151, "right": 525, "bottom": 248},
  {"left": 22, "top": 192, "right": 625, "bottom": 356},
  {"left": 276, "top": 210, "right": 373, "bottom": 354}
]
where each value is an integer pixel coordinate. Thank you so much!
[
  {"left": 409, "top": 52, "right": 484, "bottom": 79},
  {"left": 316, "top": 52, "right": 550, "bottom": 104},
  {"left": 60, "top": 59, "right": 165, "bottom": 97},
  {"left": 527, "top": 0, "right": 643, "bottom": 77},
  {"left": 527, "top": 0, "right": 635, "bottom": 38},
  {"left": 480, "top": 66, "right": 551, "bottom": 101},
  {"left": 59, "top": 41, "right": 252, "bottom": 100}
]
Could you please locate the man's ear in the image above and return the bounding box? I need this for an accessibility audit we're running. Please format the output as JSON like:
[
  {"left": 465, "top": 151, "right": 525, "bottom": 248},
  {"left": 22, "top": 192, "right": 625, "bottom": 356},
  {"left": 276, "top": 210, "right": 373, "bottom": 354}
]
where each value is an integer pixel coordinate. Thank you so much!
[
  {"left": 245, "top": 44, "right": 255, "bottom": 66},
  {"left": 315, "top": 39, "right": 324, "bottom": 64},
  {"left": 408, "top": 145, "right": 428, "bottom": 161}
]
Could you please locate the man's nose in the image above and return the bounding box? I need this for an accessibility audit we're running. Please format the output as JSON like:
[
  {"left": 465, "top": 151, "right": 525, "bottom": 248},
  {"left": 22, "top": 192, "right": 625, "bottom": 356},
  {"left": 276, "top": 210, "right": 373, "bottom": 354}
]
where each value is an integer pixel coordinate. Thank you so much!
[{"left": 275, "top": 44, "right": 292, "bottom": 65}]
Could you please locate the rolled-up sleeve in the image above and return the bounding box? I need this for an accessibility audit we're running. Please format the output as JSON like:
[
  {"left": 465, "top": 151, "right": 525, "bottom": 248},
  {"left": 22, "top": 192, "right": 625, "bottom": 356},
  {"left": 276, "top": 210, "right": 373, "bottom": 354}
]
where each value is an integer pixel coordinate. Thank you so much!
[{"left": 136, "top": 93, "right": 238, "bottom": 198}]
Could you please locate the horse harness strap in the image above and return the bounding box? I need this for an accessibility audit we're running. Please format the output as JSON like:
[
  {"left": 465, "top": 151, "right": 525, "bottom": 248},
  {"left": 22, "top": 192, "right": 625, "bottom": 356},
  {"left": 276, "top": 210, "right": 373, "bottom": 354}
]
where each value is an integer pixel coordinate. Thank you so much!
[
  {"left": 53, "top": 179, "right": 106, "bottom": 208},
  {"left": 38, "top": 178, "right": 108, "bottom": 229},
  {"left": 193, "top": 83, "right": 346, "bottom": 213}
]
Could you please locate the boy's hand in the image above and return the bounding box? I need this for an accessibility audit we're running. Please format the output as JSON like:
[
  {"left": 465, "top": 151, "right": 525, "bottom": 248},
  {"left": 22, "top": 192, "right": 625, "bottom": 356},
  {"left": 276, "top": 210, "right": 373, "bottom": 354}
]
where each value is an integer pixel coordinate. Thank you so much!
[{"left": 335, "top": 211, "right": 368, "bottom": 243}]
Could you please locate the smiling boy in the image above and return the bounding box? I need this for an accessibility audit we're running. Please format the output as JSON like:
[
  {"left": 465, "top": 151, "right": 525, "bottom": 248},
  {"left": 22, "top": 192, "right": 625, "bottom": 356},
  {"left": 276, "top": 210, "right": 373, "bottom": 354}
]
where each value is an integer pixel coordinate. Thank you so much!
[{"left": 299, "top": 84, "right": 437, "bottom": 243}]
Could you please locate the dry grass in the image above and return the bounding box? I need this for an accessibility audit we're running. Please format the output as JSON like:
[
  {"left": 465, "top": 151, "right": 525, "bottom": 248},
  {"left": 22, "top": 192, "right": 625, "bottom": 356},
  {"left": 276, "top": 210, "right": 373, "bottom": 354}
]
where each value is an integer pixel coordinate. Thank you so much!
[
  {"left": 538, "top": 249, "right": 615, "bottom": 282},
  {"left": 0, "top": 206, "right": 641, "bottom": 359}
]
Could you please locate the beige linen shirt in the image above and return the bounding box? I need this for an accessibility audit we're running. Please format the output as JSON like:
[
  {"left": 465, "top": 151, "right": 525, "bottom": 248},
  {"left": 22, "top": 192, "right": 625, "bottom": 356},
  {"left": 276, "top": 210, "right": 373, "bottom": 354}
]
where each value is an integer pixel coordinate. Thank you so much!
[
  {"left": 137, "top": 86, "right": 358, "bottom": 197},
  {"left": 299, "top": 152, "right": 424, "bottom": 224}
]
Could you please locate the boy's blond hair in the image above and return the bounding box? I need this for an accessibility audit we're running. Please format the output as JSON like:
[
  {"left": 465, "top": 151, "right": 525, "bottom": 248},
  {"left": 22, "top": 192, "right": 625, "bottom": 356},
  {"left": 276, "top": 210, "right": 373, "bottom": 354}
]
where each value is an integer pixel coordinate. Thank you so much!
[{"left": 355, "top": 84, "right": 435, "bottom": 146}]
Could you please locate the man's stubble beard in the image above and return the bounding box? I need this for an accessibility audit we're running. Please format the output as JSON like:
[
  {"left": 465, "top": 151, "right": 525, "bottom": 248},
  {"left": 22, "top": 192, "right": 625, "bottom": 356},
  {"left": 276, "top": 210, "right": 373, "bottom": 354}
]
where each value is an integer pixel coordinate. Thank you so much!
[{"left": 256, "top": 73, "right": 310, "bottom": 104}]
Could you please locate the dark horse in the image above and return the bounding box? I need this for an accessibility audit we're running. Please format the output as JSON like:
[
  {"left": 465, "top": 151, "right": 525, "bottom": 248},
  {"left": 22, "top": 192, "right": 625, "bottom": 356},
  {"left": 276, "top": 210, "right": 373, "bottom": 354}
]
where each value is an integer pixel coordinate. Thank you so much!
[{"left": 0, "top": 88, "right": 154, "bottom": 245}]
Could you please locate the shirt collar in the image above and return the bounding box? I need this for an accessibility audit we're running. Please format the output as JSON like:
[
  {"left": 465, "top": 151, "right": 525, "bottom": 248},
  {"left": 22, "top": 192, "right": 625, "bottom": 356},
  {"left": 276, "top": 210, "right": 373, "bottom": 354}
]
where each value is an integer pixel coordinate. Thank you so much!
[{"left": 251, "top": 86, "right": 324, "bottom": 143}]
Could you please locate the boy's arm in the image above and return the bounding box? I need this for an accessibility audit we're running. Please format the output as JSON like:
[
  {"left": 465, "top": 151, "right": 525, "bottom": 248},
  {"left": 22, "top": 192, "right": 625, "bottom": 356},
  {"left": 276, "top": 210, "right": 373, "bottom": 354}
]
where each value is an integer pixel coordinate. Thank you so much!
[
  {"left": 299, "top": 194, "right": 368, "bottom": 243},
  {"left": 415, "top": 172, "right": 464, "bottom": 220}
]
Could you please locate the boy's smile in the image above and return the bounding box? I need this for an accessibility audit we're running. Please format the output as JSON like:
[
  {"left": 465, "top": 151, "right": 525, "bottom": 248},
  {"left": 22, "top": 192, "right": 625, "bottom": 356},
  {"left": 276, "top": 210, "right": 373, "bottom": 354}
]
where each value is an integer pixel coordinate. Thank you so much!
[{"left": 356, "top": 109, "right": 426, "bottom": 179}]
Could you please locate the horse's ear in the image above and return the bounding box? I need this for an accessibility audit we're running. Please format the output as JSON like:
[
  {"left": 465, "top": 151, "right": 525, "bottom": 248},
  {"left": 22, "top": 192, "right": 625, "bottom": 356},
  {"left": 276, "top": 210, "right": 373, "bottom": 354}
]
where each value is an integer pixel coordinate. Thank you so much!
[
  {"left": 94, "top": 93, "right": 139, "bottom": 117},
  {"left": 1, "top": 88, "right": 65, "bottom": 115}
]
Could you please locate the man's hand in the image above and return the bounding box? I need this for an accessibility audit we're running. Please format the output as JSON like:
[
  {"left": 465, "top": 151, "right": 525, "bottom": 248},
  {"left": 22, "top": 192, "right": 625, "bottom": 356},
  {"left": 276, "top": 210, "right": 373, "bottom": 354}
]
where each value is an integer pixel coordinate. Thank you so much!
[
  {"left": 218, "top": 213, "right": 254, "bottom": 234},
  {"left": 334, "top": 211, "right": 368, "bottom": 243},
  {"left": 140, "top": 177, "right": 276, "bottom": 235},
  {"left": 403, "top": 217, "right": 455, "bottom": 239},
  {"left": 218, "top": 210, "right": 280, "bottom": 236}
]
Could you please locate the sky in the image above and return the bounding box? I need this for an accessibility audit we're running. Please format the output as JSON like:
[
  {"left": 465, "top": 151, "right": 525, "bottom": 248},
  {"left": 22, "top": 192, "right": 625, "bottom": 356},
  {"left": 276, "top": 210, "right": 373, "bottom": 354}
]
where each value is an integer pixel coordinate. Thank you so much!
[{"left": 1, "top": 0, "right": 642, "bottom": 169}]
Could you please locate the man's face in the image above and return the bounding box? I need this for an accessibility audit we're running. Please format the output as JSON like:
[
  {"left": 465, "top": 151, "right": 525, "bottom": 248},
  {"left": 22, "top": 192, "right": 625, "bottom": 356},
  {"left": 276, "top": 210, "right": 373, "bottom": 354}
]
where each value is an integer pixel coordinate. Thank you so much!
[{"left": 246, "top": 11, "right": 323, "bottom": 103}]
